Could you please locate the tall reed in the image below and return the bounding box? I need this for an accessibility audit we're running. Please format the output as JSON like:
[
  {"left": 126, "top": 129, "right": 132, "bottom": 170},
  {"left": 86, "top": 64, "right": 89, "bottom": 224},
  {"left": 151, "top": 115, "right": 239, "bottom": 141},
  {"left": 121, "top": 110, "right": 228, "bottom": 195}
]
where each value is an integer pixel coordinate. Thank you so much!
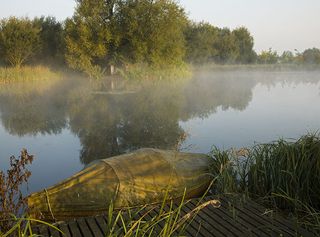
[
  {"left": 209, "top": 134, "right": 320, "bottom": 234},
  {"left": 103, "top": 190, "right": 220, "bottom": 237},
  {"left": 248, "top": 134, "right": 320, "bottom": 210},
  {"left": 0, "top": 66, "right": 60, "bottom": 83}
]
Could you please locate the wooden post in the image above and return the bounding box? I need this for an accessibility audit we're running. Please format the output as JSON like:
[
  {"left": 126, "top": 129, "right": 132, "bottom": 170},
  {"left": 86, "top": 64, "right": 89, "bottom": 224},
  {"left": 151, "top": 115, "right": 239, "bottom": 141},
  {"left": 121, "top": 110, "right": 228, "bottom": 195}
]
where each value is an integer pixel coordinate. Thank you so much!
[{"left": 110, "top": 65, "right": 115, "bottom": 75}]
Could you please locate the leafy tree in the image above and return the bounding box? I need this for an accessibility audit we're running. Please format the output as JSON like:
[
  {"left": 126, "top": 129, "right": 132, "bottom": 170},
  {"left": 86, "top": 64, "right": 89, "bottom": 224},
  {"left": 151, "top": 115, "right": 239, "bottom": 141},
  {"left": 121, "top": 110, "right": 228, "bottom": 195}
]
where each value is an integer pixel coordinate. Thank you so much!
[
  {"left": 184, "top": 22, "right": 218, "bottom": 64},
  {"left": 65, "top": 0, "right": 187, "bottom": 78},
  {"left": 0, "top": 17, "right": 41, "bottom": 67},
  {"left": 64, "top": 0, "right": 114, "bottom": 78},
  {"left": 258, "top": 48, "right": 279, "bottom": 64},
  {"left": 113, "top": 0, "right": 188, "bottom": 67},
  {"left": 280, "top": 50, "right": 295, "bottom": 64},
  {"left": 302, "top": 48, "right": 320, "bottom": 64},
  {"left": 33, "top": 16, "right": 65, "bottom": 65},
  {"left": 232, "top": 27, "right": 256, "bottom": 64},
  {"left": 214, "top": 28, "right": 239, "bottom": 63}
]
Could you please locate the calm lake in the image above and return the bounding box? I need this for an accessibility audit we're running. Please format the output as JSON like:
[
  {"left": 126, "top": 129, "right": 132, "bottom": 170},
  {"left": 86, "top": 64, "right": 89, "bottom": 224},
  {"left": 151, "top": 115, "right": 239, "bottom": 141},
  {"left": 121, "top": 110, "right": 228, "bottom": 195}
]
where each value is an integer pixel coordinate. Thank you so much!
[{"left": 1, "top": 68, "right": 320, "bottom": 194}]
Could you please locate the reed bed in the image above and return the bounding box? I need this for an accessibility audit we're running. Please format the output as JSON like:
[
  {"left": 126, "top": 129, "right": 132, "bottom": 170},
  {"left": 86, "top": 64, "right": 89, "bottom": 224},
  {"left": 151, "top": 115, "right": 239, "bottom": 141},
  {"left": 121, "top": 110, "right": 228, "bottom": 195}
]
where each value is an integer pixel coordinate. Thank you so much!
[
  {"left": 0, "top": 66, "right": 61, "bottom": 83},
  {"left": 118, "top": 63, "right": 191, "bottom": 81},
  {"left": 209, "top": 134, "right": 320, "bottom": 233},
  {"left": 248, "top": 134, "right": 320, "bottom": 210}
]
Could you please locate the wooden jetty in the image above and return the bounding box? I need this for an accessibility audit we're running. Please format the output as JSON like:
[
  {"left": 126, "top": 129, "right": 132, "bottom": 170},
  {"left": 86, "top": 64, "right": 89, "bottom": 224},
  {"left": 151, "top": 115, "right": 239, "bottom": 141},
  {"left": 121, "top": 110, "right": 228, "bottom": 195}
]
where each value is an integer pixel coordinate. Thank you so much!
[{"left": 33, "top": 195, "right": 314, "bottom": 237}]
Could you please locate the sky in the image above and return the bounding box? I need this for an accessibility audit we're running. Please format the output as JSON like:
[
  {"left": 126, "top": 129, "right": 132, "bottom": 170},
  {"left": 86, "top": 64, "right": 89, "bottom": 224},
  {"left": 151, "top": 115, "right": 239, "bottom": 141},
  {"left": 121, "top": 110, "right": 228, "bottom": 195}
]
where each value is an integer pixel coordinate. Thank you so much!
[{"left": 0, "top": 0, "right": 319, "bottom": 53}]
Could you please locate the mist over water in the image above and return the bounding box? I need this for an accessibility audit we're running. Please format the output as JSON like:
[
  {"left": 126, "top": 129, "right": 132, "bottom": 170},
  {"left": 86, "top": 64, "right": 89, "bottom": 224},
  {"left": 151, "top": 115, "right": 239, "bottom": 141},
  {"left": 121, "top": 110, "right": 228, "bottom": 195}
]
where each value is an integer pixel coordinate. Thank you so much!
[{"left": 0, "top": 68, "right": 320, "bottom": 193}]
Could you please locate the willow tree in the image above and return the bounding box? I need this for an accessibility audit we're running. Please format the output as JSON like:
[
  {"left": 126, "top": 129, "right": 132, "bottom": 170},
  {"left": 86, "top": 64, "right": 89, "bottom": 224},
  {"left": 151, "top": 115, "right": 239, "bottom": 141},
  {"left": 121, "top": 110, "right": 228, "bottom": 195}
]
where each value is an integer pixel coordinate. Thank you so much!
[
  {"left": 302, "top": 48, "right": 320, "bottom": 64},
  {"left": 0, "top": 17, "right": 41, "bottom": 67},
  {"left": 213, "top": 28, "right": 239, "bottom": 63},
  {"left": 232, "top": 27, "right": 256, "bottom": 64},
  {"left": 184, "top": 22, "right": 218, "bottom": 64},
  {"left": 113, "top": 0, "right": 188, "bottom": 67},
  {"left": 65, "top": 0, "right": 188, "bottom": 78},
  {"left": 33, "top": 16, "right": 65, "bottom": 65},
  {"left": 65, "top": 0, "right": 115, "bottom": 78}
]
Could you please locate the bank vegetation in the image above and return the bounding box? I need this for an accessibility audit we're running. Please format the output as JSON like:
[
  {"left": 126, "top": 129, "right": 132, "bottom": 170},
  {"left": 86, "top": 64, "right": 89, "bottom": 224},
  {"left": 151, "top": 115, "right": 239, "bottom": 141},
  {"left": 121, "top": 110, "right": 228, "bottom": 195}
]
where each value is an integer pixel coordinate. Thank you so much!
[{"left": 0, "top": 0, "right": 319, "bottom": 81}]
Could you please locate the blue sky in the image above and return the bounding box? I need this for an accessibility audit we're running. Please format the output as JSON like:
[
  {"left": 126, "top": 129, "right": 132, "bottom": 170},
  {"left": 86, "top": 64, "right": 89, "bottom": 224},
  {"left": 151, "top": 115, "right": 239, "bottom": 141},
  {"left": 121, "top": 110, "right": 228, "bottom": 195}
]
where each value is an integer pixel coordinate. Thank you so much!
[{"left": 1, "top": 0, "right": 319, "bottom": 52}]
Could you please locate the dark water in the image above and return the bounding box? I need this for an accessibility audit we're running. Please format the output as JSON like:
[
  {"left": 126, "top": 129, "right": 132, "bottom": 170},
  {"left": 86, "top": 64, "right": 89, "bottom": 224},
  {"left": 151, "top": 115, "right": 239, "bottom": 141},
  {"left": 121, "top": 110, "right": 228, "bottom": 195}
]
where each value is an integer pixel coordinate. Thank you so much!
[{"left": 1, "top": 69, "right": 320, "bottom": 194}]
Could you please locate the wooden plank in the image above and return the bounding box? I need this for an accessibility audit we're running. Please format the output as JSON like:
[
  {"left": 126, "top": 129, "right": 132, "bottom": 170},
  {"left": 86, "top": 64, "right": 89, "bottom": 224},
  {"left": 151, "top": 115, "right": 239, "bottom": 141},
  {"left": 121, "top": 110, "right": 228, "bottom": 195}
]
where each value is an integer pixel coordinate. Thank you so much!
[
  {"left": 94, "top": 215, "right": 108, "bottom": 235},
  {"left": 222, "top": 198, "right": 295, "bottom": 236},
  {"left": 210, "top": 197, "right": 270, "bottom": 237},
  {"left": 144, "top": 207, "right": 168, "bottom": 235},
  {"left": 68, "top": 220, "right": 83, "bottom": 237},
  {"left": 31, "top": 195, "right": 314, "bottom": 237},
  {"left": 183, "top": 200, "right": 234, "bottom": 237},
  {"left": 171, "top": 201, "right": 218, "bottom": 237},
  {"left": 198, "top": 198, "right": 250, "bottom": 235},
  {"left": 219, "top": 197, "right": 277, "bottom": 237},
  {"left": 102, "top": 212, "right": 123, "bottom": 233},
  {"left": 161, "top": 201, "right": 202, "bottom": 237},
  {"left": 76, "top": 218, "right": 94, "bottom": 237},
  {"left": 220, "top": 196, "right": 307, "bottom": 236},
  {"left": 85, "top": 217, "right": 104, "bottom": 237},
  {"left": 236, "top": 200, "right": 295, "bottom": 236},
  {"left": 134, "top": 208, "right": 162, "bottom": 236},
  {"left": 205, "top": 204, "right": 256, "bottom": 237},
  {"left": 244, "top": 198, "right": 313, "bottom": 236},
  {"left": 38, "top": 225, "right": 50, "bottom": 237},
  {"left": 188, "top": 199, "right": 246, "bottom": 236},
  {"left": 48, "top": 225, "right": 61, "bottom": 237},
  {"left": 58, "top": 224, "right": 71, "bottom": 237},
  {"left": 31, "top": 226, "right": 41, "bottom": 236}
]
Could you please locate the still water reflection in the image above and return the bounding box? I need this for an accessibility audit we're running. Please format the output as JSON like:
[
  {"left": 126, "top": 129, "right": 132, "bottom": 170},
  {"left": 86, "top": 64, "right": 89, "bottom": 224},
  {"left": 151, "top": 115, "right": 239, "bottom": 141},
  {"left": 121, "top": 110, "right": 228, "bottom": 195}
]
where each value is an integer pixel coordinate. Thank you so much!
[{"left": 0, "top": 69, "right": 320, "bottom": 193}]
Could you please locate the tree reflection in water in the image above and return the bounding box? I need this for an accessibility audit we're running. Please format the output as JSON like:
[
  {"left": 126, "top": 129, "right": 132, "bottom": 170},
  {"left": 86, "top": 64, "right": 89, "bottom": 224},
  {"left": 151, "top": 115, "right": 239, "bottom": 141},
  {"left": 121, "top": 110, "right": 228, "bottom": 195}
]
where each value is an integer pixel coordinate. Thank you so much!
[{"left": 1, "top": 69, "right": 319, "bottom": 164}]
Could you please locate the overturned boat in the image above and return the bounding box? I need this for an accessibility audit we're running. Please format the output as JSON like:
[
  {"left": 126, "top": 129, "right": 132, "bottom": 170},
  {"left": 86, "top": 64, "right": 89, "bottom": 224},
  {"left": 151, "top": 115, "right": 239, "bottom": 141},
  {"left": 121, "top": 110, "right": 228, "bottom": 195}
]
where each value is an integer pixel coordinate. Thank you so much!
[{"left": 28, "top": 148, "right": 214, "bottom": 221}]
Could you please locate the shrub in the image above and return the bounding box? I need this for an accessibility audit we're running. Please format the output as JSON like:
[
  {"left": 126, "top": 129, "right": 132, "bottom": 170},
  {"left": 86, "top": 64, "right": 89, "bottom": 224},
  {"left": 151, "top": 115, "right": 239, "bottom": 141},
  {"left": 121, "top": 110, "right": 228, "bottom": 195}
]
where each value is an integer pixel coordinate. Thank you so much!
[{"left": 0, "top": 149, "right": 34, "bottom": 234}]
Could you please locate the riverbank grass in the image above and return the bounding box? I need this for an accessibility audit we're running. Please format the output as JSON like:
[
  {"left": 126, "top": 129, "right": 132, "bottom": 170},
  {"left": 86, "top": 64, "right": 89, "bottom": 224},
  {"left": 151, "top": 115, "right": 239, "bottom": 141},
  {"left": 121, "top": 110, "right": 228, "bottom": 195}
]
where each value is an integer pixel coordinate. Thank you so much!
[
  {"left": 0, "top": 66, "right": 61, "bottom": 83},
  {"left": 210, "top": 134, "right": 320, "bottom": 234},
  {"left": 118, "top": 63, "right": 192, "bottom": 81}
]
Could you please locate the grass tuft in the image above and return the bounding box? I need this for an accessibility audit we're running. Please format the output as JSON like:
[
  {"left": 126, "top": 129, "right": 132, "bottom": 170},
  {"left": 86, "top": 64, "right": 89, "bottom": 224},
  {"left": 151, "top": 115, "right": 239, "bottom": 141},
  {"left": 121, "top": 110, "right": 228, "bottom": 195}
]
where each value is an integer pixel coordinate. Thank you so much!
[
  {"left": 0, "top": 66, "right": 61, "bottom": 83},
  {"left": 209, "top": 133, "right": 320, "bottom": 234},
  {"left": 118, "top": 63, "right": 192, "bottom": 81}
]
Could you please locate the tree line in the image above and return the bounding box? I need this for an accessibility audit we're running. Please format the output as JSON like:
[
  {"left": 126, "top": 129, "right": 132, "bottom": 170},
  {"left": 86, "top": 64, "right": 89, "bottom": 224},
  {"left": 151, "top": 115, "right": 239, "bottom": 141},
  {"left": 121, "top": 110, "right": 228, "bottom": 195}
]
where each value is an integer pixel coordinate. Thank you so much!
[{"left": 0, "top": 0, "right": 319, "bottom": 78}]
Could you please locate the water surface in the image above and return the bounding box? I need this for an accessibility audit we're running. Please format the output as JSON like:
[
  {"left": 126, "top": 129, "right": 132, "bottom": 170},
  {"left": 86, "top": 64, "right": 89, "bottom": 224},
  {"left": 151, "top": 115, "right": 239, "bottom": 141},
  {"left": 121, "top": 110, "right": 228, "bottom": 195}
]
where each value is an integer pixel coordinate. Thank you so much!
[{"left": 0, "top": 69, "right": 320, "bottom": 193}]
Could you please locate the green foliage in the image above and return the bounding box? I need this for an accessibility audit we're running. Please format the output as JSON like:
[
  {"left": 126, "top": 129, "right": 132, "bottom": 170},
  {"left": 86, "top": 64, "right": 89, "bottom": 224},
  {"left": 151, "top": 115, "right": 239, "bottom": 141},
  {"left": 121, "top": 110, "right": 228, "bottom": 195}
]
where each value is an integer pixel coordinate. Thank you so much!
[
  {"left": 258, "top": 48, "right": 279, "bottom": 64},
  {"left": 96, "top": 189, "right": 219, "bottom": 237},
  {"left": 114, "top": 0, "right": 187, "bottom": 67},
  {"left": 0, "top": 66, "right": 61, "bottom": 83},
  {"left": 280, "top": 50, "right": 295, "bottom": 64},
  {"left": 185, "top": 23, "right": 255, "bottom": 64},
  {"left": 210, "top": 134, "right": 320, "bottom": 234},
  {"left": 209, "top": 148, "right": 239, "bottom": 194},
  {"left": 210, "top": 134, "right": 320, "bottom": 210},
  {"left": 0, "top": 150, "right": 34, "bottom": 234},
  {"left": 260, "top": 48, "right": 320, "bottom": 65},
  {"left": 1, "top": 2, "right": 319, "bottom": 78},
  {"left": 302, "top": 48, "right": 320, "bottom": 64},
  {"left": 65, "top": 0, "right": 188, "bottom": 79},
  {"left": 185, "top": 22, "right": 218, "bottom": 64},
  {"left": 214, "top": 28, "right": 239, "bottom": 63},
  {"left": 64, "top": 0, "right": 113, "bottom": 78},
  {"left": 0, "top": 17, "right": 41, "bottom": 67},
  {"left": 1, "top": 215, "right": 63, "bottom": 237},
  {"left": 33, "top": 16, "right": 65, "bottom": 65},
  {"left": 232, "top": 27, "right": 256, "bottom": 64},
  {"left": 248, "top": 135, "right": 320, "bottom": 210},
  {"left": 118, "top": 63, "right": 191, "bottom": 81}
]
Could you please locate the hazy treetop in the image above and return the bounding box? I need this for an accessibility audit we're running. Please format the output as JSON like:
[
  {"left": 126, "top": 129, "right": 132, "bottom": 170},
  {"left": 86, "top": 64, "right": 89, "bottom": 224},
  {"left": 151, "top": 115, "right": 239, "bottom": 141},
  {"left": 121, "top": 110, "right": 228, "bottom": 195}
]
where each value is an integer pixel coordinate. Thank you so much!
[{"left": 0, "top": 0, "right": 319, "bottom": 53}]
